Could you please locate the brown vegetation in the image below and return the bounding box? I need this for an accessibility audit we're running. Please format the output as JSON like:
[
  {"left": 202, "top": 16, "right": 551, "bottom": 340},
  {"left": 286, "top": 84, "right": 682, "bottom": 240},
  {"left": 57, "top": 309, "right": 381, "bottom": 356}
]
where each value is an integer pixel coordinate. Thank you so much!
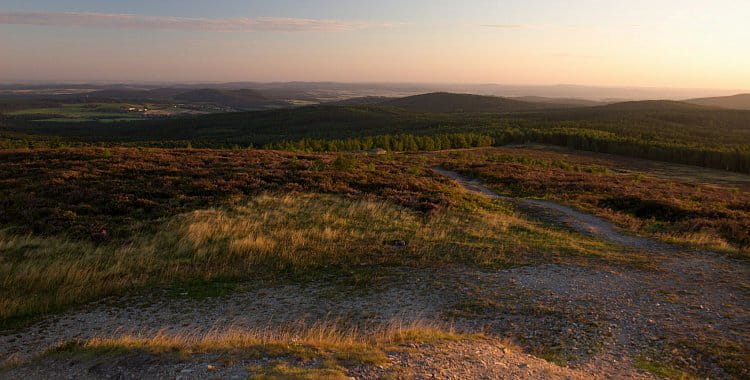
[{"left": 0, "top": 148, "right": 453, "bottom": 242}]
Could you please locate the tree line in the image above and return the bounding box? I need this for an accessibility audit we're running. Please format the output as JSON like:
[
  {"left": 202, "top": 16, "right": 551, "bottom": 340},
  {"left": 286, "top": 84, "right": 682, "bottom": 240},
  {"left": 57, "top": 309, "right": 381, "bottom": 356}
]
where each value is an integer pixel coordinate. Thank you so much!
[
  {"left": 264, "top": 128, "right": 750, "bottom": 174},
  {"left": 265, "top": 133, "right": 495, "bottom": 152}
]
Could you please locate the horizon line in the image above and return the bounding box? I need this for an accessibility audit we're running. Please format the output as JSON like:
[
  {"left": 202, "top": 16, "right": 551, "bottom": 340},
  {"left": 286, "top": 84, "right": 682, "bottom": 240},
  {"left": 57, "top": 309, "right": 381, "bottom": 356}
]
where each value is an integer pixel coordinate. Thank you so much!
[{"left": 0, "top": 79, "right": 747, "bottom": 93}]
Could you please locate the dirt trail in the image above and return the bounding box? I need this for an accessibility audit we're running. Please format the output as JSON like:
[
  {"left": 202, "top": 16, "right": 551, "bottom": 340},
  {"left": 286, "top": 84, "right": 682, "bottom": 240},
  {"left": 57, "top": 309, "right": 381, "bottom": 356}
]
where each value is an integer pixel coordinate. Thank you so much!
[
  {"left": 0, "top": 268, "right": 622, "bottom": 379},
  {"left": 432, "top": 167, "right": 668, "bottom": 250}
]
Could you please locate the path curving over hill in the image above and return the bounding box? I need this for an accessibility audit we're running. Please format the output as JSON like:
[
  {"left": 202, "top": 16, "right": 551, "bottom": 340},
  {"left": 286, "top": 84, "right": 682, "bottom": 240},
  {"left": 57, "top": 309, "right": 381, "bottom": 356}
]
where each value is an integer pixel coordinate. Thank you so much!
[{"left": 431, "top": 167, "right": 670, "bottom": 250}]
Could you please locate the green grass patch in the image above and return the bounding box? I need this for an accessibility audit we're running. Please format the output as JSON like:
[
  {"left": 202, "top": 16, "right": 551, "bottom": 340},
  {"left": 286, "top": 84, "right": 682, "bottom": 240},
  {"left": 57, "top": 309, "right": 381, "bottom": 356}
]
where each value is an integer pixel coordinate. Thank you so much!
[{"left": 634, "top": 356, "right": 694, "bottom": 379}]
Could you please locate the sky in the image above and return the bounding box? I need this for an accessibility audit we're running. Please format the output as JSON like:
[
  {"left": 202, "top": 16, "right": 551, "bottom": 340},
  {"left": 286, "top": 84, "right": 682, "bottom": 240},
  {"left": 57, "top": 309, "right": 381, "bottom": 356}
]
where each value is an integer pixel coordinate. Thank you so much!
[{"left": 1, "top": 0, "right": 749, "bottom": 90}]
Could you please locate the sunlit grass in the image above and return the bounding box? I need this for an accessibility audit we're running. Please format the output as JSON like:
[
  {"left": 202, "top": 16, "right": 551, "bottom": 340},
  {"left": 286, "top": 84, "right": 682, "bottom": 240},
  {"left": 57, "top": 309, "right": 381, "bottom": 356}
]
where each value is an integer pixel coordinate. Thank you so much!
[
  {"left": 0, "top": 192, "right": 623, "bottom": 327},
  {"left": 634, "top": 355, "right": 695, "bottom": 379},
  {"left": 50, "top": 320, "right": 463, "bottom": 357},
  {"left": 32, "top": 320, "right": 477, "bottom": 377}
]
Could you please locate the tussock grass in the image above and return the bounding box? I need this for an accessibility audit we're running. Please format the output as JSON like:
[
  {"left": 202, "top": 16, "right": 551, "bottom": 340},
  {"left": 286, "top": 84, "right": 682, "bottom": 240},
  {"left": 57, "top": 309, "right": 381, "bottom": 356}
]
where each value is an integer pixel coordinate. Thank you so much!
[
  {"left": 1, "top": 193, "right": 619, "bottom": 327},
  {"left": 51, "top": 320, "right": 463, "bottom": 356},
  {"left": 653, "top": 231, "right": 736, "bottom": 253},
  {"left": 36, "top": 320, "right": 474, "bottom": 376}
]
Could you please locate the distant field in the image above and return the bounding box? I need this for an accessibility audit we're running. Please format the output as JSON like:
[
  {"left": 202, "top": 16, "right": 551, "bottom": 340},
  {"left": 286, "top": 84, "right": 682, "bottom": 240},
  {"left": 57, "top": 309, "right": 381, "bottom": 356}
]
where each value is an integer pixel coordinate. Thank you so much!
[
  {"left": 5, "top": 103, "right": 193, "bottom": 122},
  {"left": 287, "top": 99, "right": 320, "bottom": 106}
]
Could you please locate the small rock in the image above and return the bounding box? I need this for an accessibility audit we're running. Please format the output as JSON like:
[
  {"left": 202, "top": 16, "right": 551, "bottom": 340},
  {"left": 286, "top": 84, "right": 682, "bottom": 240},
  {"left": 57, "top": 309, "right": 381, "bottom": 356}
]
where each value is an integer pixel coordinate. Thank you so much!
[{"left": 387, "top": 240, "right": 408, "bottom": 247}]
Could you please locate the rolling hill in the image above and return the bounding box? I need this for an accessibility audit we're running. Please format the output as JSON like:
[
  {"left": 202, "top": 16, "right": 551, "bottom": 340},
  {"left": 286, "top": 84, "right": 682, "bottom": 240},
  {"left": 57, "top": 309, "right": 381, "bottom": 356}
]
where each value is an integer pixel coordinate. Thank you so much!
[
  {"left": 510, "top": 96, "right": 606, "bottom": 107},
  {"left": 330, "top": 94, "right": 602, "bottom": 108},
  {"left": 327, "top": 96, "right": 394, "bottom": 106},
  {"left": 588, "top": 100, "right": 714, "bottom": 111},
  {"left": 381, "top": 92, "right": 573, "bottom": 113},
  {"left": 685, "top": 94, "right": 750, "bottom": 110},
  {"left": 173, "top": 89, "right": 276, "bottom": 109}
]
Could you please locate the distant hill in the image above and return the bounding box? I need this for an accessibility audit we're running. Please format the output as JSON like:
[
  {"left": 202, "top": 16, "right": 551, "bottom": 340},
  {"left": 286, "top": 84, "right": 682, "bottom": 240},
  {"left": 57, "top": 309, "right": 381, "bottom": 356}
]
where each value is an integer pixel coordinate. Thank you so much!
[
  {"left": 327, "top": 96, "right": 393, "bottom": 106},
  {"left": 593, "top": 100, "right": 714, "bottom": 111},
  {"left": 685, "top": 94, "right": 750, "bottom": 110},
  {"left": 173, "top": 89, "right": 272, "bottom": 109},
  {"left": 83, "top": 88, "right": 185, "bottom": 101},
  {"left": 510, "top": 96, "right": 606, "bottom": 107},
  {"left": 381, "top": 92, "right": 571, "bottom": 113}
]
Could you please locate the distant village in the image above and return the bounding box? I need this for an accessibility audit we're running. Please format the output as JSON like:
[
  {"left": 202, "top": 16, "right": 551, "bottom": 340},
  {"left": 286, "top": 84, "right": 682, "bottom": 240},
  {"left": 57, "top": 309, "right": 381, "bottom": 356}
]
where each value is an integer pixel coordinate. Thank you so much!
[{"left": 123, "top": 103, "right": 236, "bottom": 118}]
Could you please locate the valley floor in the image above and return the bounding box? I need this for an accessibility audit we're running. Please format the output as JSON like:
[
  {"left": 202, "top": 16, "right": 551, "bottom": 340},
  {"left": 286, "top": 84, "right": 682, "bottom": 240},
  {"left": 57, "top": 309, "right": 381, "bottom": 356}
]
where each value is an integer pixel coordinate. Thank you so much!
[{"left": 2, "top": 170, "right": 748, "bottom": 379}]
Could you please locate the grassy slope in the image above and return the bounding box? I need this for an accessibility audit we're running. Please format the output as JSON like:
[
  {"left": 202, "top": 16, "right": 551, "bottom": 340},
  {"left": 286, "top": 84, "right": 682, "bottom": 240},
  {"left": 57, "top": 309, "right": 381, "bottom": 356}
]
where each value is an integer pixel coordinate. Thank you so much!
[
  {"left": 0, "top": 148, "right": 633, "bottom": 327},
  {"left": 1, "top": 191, "right": 623, "bottom": 327},
  {"left": 1, "top": 147, "right": 747, "bottom": 379}
]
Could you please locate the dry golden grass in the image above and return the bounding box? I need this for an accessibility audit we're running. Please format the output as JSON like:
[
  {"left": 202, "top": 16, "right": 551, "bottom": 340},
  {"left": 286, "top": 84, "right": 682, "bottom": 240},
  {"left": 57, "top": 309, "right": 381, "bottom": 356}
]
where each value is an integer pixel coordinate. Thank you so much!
[
  {"left": 54, "top": 320, "right": 464, "bottom": 356},
  {"left": 656, "top": 232, "right": 736, "bottom": 252},
  {"left": 1, "top": 193, "right": 622, "bottom": 326},
  {"left": 33, "top": 320, "right": 478, "bottom": 378}
]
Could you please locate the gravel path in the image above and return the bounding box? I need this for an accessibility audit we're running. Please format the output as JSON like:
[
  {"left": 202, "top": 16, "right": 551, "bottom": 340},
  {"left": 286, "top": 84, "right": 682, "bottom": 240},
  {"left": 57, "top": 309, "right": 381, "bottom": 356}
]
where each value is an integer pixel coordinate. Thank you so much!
[
  {"left": 431, "top": 168, "right": 749, "bottom": 378},
  {"left": 1, "top": 170, "right": 748, "bottom": 379},
  {"left": 0, "top": 269, "right": 453, "bottom": 363}
]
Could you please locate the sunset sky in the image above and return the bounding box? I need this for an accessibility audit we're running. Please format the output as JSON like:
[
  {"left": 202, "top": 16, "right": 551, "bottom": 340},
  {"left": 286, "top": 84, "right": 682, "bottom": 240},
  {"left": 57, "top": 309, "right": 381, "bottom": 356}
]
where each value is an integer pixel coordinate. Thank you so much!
[{"left": 1, "top": 0, "right": 748, "bottom": 90}]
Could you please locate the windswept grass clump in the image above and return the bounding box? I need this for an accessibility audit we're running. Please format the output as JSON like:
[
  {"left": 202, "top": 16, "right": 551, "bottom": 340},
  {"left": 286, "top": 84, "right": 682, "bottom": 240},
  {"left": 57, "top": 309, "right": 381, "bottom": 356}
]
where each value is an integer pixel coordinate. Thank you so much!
[
  {"left": 0, "top": 192, "right": 619, "bottom": 327},
  {"left": 50, "top": 320, "right": 463, "bottom": 357},
  {"left": 34, "top": 320, "right": 476, "bottom": 377}
]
